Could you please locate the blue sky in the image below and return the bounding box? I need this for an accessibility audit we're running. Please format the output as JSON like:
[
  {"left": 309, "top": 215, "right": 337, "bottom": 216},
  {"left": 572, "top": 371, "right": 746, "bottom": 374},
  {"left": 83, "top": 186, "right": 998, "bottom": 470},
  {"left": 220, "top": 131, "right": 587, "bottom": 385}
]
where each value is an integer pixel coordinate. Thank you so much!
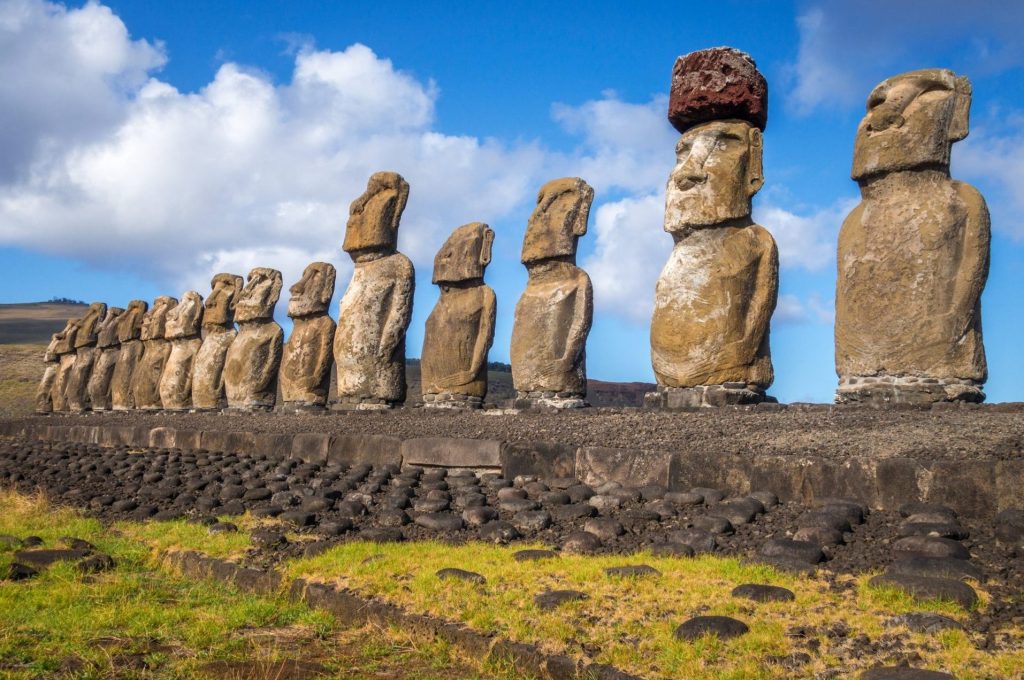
[{"left": 1, "top": 0, "right": 1022, "bottom": 402}]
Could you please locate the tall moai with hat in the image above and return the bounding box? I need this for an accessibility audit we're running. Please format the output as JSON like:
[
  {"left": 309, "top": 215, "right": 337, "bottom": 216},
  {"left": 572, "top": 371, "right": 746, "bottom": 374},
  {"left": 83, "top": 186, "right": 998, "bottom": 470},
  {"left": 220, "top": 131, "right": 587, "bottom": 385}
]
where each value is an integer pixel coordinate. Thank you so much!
[
  {"left": 834, "top": 70, "right": 990, "bottom": 405},
  {"left": 223, "top": 268, "right": 284, "bottom": 412},
  {"left": 159, "top": 290, "right": 204, "bottom": 410},
  {"left": 510, "top": 177, "right": 594, "bottom": 409},
  {"left": 647, "top": 47, "right": 779, "bottom": 409},
  {"left": 332, "top": 172, "right": 415, "bottom": 410},
  {"left": 34, "top": 332, "right": 63, "bottom": 414},
  {"left": 280, "top": 262, "right": 337, "bottom": 412},
  {"left": 421, "top": 222, "right": 497, "bottom": 409},
  {"left": 50, "top": 318, "right": 79, "bottom": 412},
  {"left": 66, "top": 301, "right": 107, "bottom": 412},
  {"left": 110, "top": 300, "right": 148, "bottom": 411},
  {"left": 130, "top": 296, "right": 178, "bottom": 410},
  {"left": 86, "top": 306, "right": 124, "bottom": 411},
  {"left": 192, "top": 273, "right": 243, "bottom": 411}
]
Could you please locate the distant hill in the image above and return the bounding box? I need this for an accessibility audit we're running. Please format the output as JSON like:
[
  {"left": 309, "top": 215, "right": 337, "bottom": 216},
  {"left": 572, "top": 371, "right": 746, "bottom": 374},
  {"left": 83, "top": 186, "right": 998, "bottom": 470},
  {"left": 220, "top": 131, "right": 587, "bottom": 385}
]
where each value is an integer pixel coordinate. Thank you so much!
[{"left": 0, "top": 301, "right": 88, "bottom": 344}]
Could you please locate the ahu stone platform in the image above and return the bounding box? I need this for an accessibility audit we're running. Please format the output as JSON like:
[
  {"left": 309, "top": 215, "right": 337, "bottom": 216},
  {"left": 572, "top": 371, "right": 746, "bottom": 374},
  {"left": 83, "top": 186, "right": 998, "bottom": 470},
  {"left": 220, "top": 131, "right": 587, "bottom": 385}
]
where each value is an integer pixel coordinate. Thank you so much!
[{"left": 2, "top": 404, "right": 1022, "bottom": 519}]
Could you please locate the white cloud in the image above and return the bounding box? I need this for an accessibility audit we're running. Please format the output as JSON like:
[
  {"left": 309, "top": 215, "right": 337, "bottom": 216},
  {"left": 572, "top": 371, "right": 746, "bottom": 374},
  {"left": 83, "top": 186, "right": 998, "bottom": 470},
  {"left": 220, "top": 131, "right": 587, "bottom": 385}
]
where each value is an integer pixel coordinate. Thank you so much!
[
  {"left": 956, "top": 121, "right": 1024, "bottom": 240},
  {"left": 755, "top": 199, "right": 853, "bottom": 271},
  {"left": 774, "top": 293, "right": 833, "bottom": 325}
]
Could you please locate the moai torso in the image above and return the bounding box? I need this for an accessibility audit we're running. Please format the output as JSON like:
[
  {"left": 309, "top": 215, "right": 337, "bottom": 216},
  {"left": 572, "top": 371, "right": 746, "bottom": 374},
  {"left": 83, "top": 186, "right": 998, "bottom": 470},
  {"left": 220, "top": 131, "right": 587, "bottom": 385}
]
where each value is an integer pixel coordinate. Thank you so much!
[
  {"left": 224, "top": 268, "right": 284, "bottom": 411},
  {"left": 35, "top": 332, "right": 62, "bottom": 414},
  {"left": 130, "top": 296, "right": 177, "bottom": 410},
  {"left": 66, "top": 302, "right": 107, "bottom": 412},
  {"left": 86, "top": 306, "right": 124, "bottom": 411},
  {"left": 333, "top": 171, "right": 414, "bottom": 409},
  {"left": 192, "top": 273, "right": 243, "bottom": 410},
  {"left": 421, "top": 222, "right": 497, "bottom": 407},
  {"left": 280, "top": 262, "right": 337, "bottom": 410},
  {"left": 835, "top": 69, "right": 989, "bottom": 404},
  {"left": 159, "top": 291, "right": 204, "bottom": 410},
  {"left": 510, "top": 177, "right": 594, "bottom": 407},
  {"left": 110, "top": 300, "right": 147, "bottom": 410},
  {"left": 51, "top": 319, "right": 79, "bottom": 412}
]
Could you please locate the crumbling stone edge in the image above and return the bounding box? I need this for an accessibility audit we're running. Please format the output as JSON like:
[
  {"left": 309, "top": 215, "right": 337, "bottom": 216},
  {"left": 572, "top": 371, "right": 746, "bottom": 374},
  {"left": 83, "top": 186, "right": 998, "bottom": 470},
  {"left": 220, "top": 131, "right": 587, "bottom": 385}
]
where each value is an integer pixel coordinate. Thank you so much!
[{"left": 162, "top": 548, "right": 637, "bottom": 680}]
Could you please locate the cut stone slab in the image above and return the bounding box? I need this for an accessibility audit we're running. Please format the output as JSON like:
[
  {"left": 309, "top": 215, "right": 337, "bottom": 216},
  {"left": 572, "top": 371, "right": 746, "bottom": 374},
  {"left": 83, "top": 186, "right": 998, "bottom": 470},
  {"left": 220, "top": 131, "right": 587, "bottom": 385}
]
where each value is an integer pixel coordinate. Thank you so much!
[
  {"left": 869, "top": 574, "right": 978, "bottom": 609},
  {"left": 436, "top": 567, "right": 486, "bottom": 585},
  {"left": 534, "top": 589, "right": 588, "bottom": 611},
  {"left": 674, "top": 615, "right": 749, "bottom": 641},
  {"left": 731, "top": 583, "right": 795, "bottom": 603}
]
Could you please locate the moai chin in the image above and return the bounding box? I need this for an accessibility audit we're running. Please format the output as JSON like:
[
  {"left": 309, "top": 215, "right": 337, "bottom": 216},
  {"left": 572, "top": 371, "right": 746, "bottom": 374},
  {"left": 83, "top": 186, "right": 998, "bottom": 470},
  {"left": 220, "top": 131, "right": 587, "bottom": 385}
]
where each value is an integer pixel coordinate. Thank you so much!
[
  {"left": 86, "top": 306, "right": 124, "bottom": 411},
  {"left": 332, "top": 172, "right": 414, "bottom": 410},
  {"left": 421, "top": 222, "right": 497, "bottom": 409},
  {"left": 280, "top": 262, "right": 337, "bottom": 412},
  {"left": 35, "top": 331, "right": 63, "bottom": 414},
  {"left": 835, "top": 69, "right": 990, "bottom": 404},
  {"left": 110, "top": 300, "right": 148, "bottom": 411},
  {"left": 192, "top": 273, "right": 243, "bottom": 411},
  {"left": 130, "top": 296, "right": 178, "bottom": 410},
  {"left": 159, "top": 291, "right": 204, "bottom": 410},
  {"left": 647, "top": 47, "right": 779, "bottom": 409},
  {"left": 510, "top": 177, "right": 594, "bottom": 409},
  {"left": 66, "top": 302, "right": 108, "bottom": 412},
  {"left": 50, "top": 318, "right": 79, "bottom": 412},
  {"left": 223, "top": 267, "right": 284, "bottom": 411}
]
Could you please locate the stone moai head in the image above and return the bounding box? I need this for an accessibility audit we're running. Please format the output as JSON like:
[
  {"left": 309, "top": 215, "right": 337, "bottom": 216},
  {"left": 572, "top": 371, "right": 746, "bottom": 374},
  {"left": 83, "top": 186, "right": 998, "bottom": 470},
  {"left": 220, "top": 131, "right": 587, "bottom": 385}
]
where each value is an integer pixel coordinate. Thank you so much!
[
  {"left": 54, "top": 318, "right": 79, "bottom": 355},
  {"left": 203, "top": 273, "right": 244, "bottom": 327},
  {"left": 73, "top": 302, "right": 108, "bottom": 348},
  {"left": 664, "top": 47, "right": 767, "bottom": 231},
  {"left": 234, "top": 267, "right": 282, "bottom": 323},
  {"left": 116, "top": 300, "right": 148, "bottom": 343},
  {"left": 165, "top": 291, "right": 204, "bottom": 339},
  {"left": 140, "top": 296, "right": 178, "bottom": 341},
  {"left": 44, "top": 331, "right": 62, "bottom": 361},
  {"left": 852, "top": 69, "right": 972, "bottom": 180},
  {"left": 433, "top": 222, "right": 494, "bottom": 284},
  {"left": 343, "top": 171, "right": 410, "bottom": 259},
  {"left": 288, "top": 262, "right": 336, "bottom": 318},
  {"left": 96, "top": 307, "right": 124, "bottom": 348},
  {"left": 521, "top": 178, "right": 594, "bottom": 264}
]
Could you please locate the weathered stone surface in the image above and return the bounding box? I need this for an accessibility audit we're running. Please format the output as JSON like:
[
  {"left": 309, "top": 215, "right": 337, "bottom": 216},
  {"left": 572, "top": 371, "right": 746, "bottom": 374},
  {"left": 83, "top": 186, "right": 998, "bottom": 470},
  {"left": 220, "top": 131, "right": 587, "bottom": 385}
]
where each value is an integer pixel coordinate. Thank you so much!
[
  {"left": 192, "top": 273, "right": 243, "bottom": 410},
  {"left": 281, "top": 262, "right": 337, "bottom": 410},
  {"left": 224, "top": 268, "right": 284, "bottom": 411},
  {"left": 869, "top": 573, "right": 977, "bottom": 608},
  {"left": 110, "top": 300, "right": 148, "bottom": 411},
  {"left": 576, "top": 446, "right": 671, "bottom": 489},
  {"left": 130, "top": 296, "right": 177, "bottom": 410},
  {"left": 668, "top": 47, "right": 768, "bottom": 134},
  {"left": 651, "top": 116, "right": 777, "bottom": 394},
  {"left": 66, "top": 302, "right": 107, "bottom": 411},
  {"left": 836, "top": 70, "right": 988, "bottom": 404},
  {"left": 334, "top": 172, "right": 414, "bottom": 409},
  {"left": 860, "top": 668, "right": 954, "bottom": 680},
  {"left": 731, "top": 583, "right": 795, "bottom": 602},
  {"left": 511, "top": 177, "right": 594, "bottom": 408},
  {"left": 50, "top": 318, "right": 79, "bottom": 412},
  {"left": 159, "top": 290, "right": 204, "bottom": 410},
  {"left": 674, "top": 615, "right": 749, "bottom": 641},
  {"left": 34, "top": 332, "right": 62, "bottom": 414},
  {"left": 85, "top": 306, "right": 123, "bottom": 411},
  {"left": 422, "top": 222, "right": 496, "bottom": 407},
  {"left": 401, "top": 437, "right": 501, "bottom": 469}
]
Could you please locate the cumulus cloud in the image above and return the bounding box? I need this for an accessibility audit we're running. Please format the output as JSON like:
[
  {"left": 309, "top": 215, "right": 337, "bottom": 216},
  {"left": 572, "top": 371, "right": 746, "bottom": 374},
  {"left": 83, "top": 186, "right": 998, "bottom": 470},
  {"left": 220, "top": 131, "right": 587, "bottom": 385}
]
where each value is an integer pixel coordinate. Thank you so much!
[
  {"left": 786, "top": 0, "right": 1024, "bottom": 114},
  {"left": 774, "top": 293, "right": 833, "bottom": 325},
  {"left": 755, "top": 198, "right": 853, "bottom": 271},
  {"left": 957, "top": 119, "right": 1024, "bottom": 240}
]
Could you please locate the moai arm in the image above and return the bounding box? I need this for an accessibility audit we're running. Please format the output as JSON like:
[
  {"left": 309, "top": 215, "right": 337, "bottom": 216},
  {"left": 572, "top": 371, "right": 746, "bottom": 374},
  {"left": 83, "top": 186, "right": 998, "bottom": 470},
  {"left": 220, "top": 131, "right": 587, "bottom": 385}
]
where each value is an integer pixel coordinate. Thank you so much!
[
  {"left": 948, "top": 184, "right": 991, "bottom": 340},
  {"left": 462, "top": 286, "right": 497, "bottom": 385},
  {"left": 257, "top": 326, "right": 285, "bottom": 393},
  {"left": 559, "top": 271, "right": 593, "bottom": 370},
  {"left": 737, "top": 228, "right": 779, "bottom": 365},
  {"left": 379, "top": 261, "right": 414, "bottom": 361}
]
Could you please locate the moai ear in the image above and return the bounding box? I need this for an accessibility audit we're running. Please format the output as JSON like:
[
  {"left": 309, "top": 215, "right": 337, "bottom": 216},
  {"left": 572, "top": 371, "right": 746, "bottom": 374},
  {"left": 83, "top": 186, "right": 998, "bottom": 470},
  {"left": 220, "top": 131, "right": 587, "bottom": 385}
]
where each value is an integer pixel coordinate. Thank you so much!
[
  {"left": 318, "top": 264, "right": 337, "bottom": 305},
  {"left": 572, "top": 183, "right": 594, "bottom": 237},
  {"left": 949, "top": 75, "right": 972, "bottom": 143},
  {"left": 746, "top": 127, "right": 765, "bottom": 196},
  {"left": 479, "top": 228, "right": 494, "bottom": 266},
  {"left": 229, "top": 275, "right": 244, "bottom": 310},
  {"left": 391, "top": 179, "right": 410, "bottom": 231},
  {"left": 269, "top": 270, "right": 284, "bottom": 305}
]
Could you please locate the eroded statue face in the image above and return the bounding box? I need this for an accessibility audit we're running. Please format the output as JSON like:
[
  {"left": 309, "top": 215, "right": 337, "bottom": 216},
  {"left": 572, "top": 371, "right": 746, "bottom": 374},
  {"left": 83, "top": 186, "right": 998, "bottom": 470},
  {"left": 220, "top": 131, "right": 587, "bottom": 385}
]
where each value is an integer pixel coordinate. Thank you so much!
[
  {"left": 851, "top": 69, "right": 970, "bottom": 180},
  {"left": 204, "top": 273, "right": 243, "bottom": 327},
  {"left": 288, "top": 262, "right": 336, "bottom": 318},
  {"left": 140, "top": 296, "right": 177, "bottom": 341},
  {"left": 74, "top": 302, "right": 108, "bottom": 348},
  {"left": 433, "top": 222, "right": 494, "bottom": 284},
  {"left": 165, "top": 291, "right": 204, "bottom": 339},
  {"left": 96, "top": 307, "right": 124, "bottom": 348},
  {"left": 521, "top": 177, "right": 593, "bottom": 264},
  {"left": 234, "top": 267, "right": 282, "bottom": 323},
  {"left": 664, "top": 119, "right": 763, "bottom": 231},
  {"left": 117, "top": 300, "right": 148, "bottom": 343},
  {"left": 343, "top": 172, "right": 410, "bottom": 258}
]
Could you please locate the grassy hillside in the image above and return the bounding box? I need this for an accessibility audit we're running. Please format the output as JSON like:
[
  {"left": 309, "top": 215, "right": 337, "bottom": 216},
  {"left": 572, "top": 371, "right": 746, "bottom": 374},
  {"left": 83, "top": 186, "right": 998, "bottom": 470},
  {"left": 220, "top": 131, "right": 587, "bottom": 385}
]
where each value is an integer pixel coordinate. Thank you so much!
[{"left": 0, "top": 302, "right": 87, "bottom": 344}]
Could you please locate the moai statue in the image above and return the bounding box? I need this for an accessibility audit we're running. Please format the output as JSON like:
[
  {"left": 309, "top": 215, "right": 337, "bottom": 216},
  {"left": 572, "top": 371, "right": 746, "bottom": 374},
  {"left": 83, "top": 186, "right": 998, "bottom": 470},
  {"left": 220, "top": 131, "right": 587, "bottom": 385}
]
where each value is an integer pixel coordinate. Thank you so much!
[
  {"left": 192, "top": 273, "right": 244, "bottom": 411},
  {"left": 223, "top": 268, "right": 284, "bottom": 411},
  {"left": 510, "top": 178, "right": 594, "bottom": 409},
  {"left": 130, "top": 296, "right": 178, "bottom": 410},
  {"left": 421, "top": 223, "right": 497, "bottom": 409},
  {"left": 86, "top": 306, "right": 124, "bottom": 411},
  {"left": 110, "top": 300, "right": 148, "bottom": 411},
  {"left": 50, "top": 318, "right": 79, "bottom": 412},
  {"left": 835, "top": 70, "right": 990, "bottom": 404},
  {"left": 159, "top": 291, "right": 204, "bottom": 410},
  {"left": 34, "top": 332, "right": 63, "bottom": 414},
  {"left": 280, "top": 262, "right": 337, "bottom": 412},
  {"left": 332, "top": 172, "right": 414, "bottom": 410},
  {"left": 66, "top": 302, "right": 107, "bottom": 412},
  {"left": 647, "top": 47, "right": 779, "bottom": 409}
]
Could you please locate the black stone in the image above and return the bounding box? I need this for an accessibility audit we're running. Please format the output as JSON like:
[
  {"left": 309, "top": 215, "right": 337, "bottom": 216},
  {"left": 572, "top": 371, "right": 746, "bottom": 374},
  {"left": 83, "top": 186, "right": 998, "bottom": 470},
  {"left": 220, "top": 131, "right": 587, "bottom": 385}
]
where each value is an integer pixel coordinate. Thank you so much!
[
  {"left": 887, "top": 556, "right": 982, "bottom": 582},
  {"left": 513, "top": 549, "right": 558, "bottom": 562},
  {"left": 760, "top": 539, "right": 824, "bottom": 564},
  {"left": 869, "top": 574, "right": 978, "bottom": 609},
  {"left": 674, "top": 616, "right": 749, "bottom": 641},
  {"left": 478, "top": 520, "right": 519, "bottom": 543},
  {"left": 731, "top": 583, "right": 795, "bottom": 602},
  {"left": 886, "top": 612, "right": 963, "bottom": 634},
  {"left": 535, "top": 589, "right": 588, "bottom": 611},
  {"left": 414, "top": 513, "right": 465, "bottom": 532},
  {"left": 436, "top": 567, "right": 485, "bottom": 584}
]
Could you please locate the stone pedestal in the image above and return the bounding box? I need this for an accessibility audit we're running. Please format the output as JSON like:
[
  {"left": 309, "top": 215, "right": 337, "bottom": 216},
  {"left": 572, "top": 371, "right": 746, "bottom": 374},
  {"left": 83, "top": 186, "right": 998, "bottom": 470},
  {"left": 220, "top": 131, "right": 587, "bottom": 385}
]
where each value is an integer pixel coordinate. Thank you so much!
[
  {"left": 835, "top": 376, "right": 984, "bottom": 405},
  {"left": 513, "top": 391, "right": 587, "bottom": 410},
  {"left": 330, "top": 397, "right": 395, "bottom": 411},
  {"left": 644, "top": 384, "right": 768, "bottom": 409},
  {"left": 423, "top": 392, "right": 484, "bottom": 409}
]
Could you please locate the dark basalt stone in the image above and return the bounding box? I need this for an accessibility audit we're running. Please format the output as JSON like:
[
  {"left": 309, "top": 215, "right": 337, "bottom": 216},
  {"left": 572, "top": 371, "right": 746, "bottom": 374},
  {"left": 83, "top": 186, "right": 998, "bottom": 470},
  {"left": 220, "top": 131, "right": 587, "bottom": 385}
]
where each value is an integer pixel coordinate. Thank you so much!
[
  {"left": 674, "top": 615, "right": 749, "bottom": 641},
  {"left": 513, "top": 549, "right": 557, "bottom": 562},
  {"left": 869, "top": 574, "right": 978, "bottom": 609},
  {"left": 859, "top": 668, "right": 954, "bottom": 680},
  {"left": 436, "top": 567, "right": 485, "bottom": 584},
  {"left": 535, "top": 589, "right": 588, "bottom": 611},
  {"left": 731, "top": 583, "right": 795, "bottom": 602}
]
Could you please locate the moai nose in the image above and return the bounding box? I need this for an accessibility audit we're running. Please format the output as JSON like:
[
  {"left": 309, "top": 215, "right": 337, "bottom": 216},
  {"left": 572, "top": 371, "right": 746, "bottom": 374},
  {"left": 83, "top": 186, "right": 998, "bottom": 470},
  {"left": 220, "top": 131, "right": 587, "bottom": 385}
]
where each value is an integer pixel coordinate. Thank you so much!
[{"left": 867, "top": 108, "right": 905, "bottom": 132}]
